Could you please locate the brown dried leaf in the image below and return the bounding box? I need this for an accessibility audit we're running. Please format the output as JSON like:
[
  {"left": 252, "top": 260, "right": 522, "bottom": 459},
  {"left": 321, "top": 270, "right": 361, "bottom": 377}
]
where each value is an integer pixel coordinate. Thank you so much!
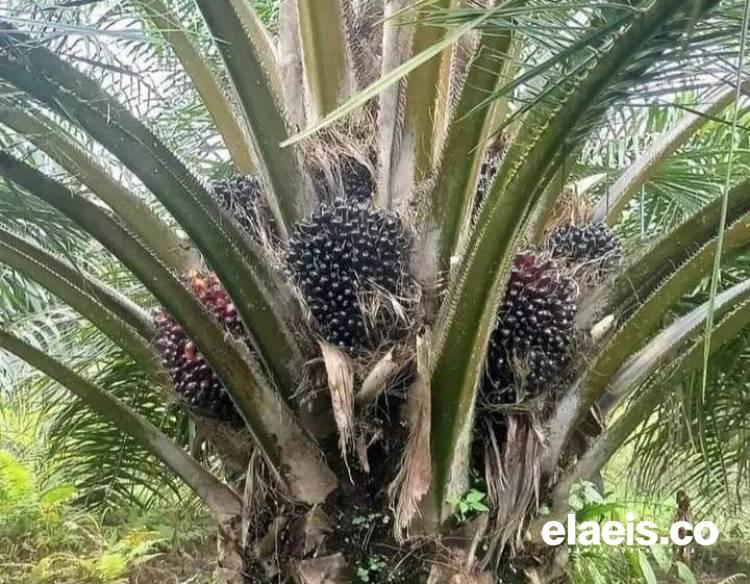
[
  {"left": 319, "top": 341, "right": 356, "bottom": 465},
  {"left": 389, "top": 330, "right": 432, "bottom": 540},
  {"left": 242, "top": 450, "right": 279, "bottom": 549}
]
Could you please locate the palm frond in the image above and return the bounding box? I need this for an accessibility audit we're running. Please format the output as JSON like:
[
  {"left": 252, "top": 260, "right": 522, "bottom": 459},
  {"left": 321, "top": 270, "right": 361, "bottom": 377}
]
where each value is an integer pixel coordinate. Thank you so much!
[
  {"left": 296, "top": 0, "right": 350, "bottom": 118},
  {"left": 194, "top": 0, "right": 308, "bottom": 234},
  {"left": 135, "top": 0, "right": 257, "bottom": 173},
  {"left": 415, "top": 26, "right": 515, "bottom": 282},
  {"left": 399, "top": 0, "right": 458, "bottom": 191},
  {"left": 430, "top": 0, "right": 706, "bottom": 514},
  {"left": 0, "top": 227, "right": 155, "bottom": 365},
  {"left": 0, "top": 100, "right": 199, "bottom": 273},
  {"left": 582, "top": 175, "right": 750, "bottom": 328},
  {"left": 591, "top": 86, "right": 742, "bottom": 225},
  {"left": 45, "top": 351, "right": 191, "bottom": 510},
  {"left": 0, "top": 26, "right": 307, "bottom": 395},
  {"left": 0, "top": 153, "right": 337, "bottom": 504},
  {"left": 552, "top": 279, "right": 750, "bottom": 516},
  {"left": 628, "top": 332, "right": 750, "bottom": 515}
]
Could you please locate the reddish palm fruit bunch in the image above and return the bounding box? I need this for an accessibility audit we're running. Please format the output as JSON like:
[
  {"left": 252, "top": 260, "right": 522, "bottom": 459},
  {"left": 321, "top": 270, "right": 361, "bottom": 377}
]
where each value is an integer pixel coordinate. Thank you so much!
[
  {"left": 286, "top": 199, "right": 408, "bottom": 351},
  {"left": 484, "top": 252, "right": 578, "bottom": 404},
  {"left": 153, "top": 272, "right": 244, "bottom": 421}
]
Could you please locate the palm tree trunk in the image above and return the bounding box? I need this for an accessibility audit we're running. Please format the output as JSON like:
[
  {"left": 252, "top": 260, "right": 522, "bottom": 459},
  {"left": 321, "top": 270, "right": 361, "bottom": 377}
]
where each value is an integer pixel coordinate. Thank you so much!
[{"left": 217, "top": 516, "right": 245, "bottom": 584}]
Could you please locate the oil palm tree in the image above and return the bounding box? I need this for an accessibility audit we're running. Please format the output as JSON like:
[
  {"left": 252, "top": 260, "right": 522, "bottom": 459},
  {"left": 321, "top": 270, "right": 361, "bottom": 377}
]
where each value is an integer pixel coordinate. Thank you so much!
[{"left": 0, "top": 0, "right": 750, "bottom": 582}]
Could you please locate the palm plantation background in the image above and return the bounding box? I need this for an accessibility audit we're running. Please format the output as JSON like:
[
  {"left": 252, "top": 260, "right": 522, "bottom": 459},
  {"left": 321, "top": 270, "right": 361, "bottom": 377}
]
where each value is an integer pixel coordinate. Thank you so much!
[{"left": 1, "top": 0, "right": 750, "bottom": 582}]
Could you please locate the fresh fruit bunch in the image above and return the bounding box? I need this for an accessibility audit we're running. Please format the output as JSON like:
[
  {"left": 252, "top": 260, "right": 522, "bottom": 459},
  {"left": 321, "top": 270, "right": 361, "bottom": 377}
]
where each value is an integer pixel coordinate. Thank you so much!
[
  {"left": 547, "top": 222, "right": 621, "bottom": 267},
  {"left": 340, "top": 156, "right": 374, "bottom": 202},
  {"left": 210, "top": 174, "right": 264, "bottom": 236},
  {"left": 153, "top": 272, "right": 244, "bottom": 421},
  {"left": 287, "top": 199, "right": 408, "bottom": 351},
  {"left": 484, "top": 252, "right": 577, "bottom": 404}
]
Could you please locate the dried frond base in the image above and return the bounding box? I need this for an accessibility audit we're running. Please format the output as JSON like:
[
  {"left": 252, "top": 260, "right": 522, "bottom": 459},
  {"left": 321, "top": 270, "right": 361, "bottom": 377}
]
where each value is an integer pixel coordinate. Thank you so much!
[
  {"left": 472, "top": 414, "right": 544, "bottom": 565},
  {"left": 389, "top": 332, "right": 432, "bottom": 540}
]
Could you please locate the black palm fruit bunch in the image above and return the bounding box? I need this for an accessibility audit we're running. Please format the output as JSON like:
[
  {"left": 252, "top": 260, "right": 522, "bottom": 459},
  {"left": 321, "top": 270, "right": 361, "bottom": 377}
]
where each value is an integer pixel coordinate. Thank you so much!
[
  {"left": 547, "top": 222, "right": 622, "bottom": 268},
  {"left": 210, "top": 174, "right": 264, "bottom": 236},
  {"left": 340, "top": 156, "right": 375, "bottom": 203},
  {"left": 287, "top": 199, "right": 409, "bottom": 351},
  {"left": 484, "top": 252, "right": 578, "bottom": 405},
  {"left": 153, "top": 272, "right": 244, "bottom": 421}
]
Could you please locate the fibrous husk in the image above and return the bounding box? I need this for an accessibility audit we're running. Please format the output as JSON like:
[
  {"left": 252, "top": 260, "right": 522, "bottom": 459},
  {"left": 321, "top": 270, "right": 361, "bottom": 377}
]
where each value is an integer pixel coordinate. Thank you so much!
[
  {"left": 342, "top": 0, "right": 384, "bottom": 89},
  {"left": 242, "top": 450, "right": 284, "bottom": 547},
  {"left": 358, "top": 275, "right": 420, "bottom": 351},
  {"left": 302, "top": 118, "right": 377, "bottom": 203},
  {"left": 389, "top": 330, "right": 432, "bottom": 541},
  {"left": 541, "top": 183, "right": 599, "bottom": 239}
]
